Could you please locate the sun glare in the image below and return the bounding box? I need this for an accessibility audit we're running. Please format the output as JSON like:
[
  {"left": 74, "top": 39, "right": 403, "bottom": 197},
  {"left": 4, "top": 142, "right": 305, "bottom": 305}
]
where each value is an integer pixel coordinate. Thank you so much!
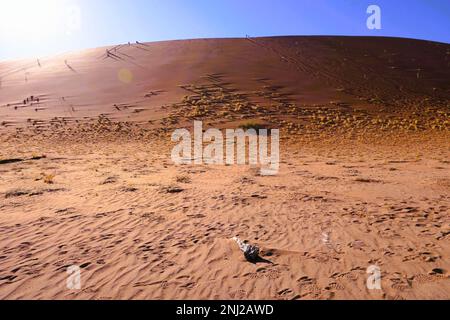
[{"left": 0, "top": 0, "right": 73, "bottom": 41}]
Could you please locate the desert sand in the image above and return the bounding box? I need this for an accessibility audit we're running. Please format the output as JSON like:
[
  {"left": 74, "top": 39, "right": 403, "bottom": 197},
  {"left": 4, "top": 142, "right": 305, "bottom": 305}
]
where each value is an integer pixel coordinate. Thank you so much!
[{"left": 0, "top": 36, "right": 449, "bottom": 300}]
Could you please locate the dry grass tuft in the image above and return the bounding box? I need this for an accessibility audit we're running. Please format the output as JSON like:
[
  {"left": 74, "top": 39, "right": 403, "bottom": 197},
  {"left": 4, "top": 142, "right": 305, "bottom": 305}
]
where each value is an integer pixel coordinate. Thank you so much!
[
  {"left": 176, "top": 175, "right": 192, "bottom": 184},
  {"left": 42, "top": 174, "right": 55, "bottom": 184}
]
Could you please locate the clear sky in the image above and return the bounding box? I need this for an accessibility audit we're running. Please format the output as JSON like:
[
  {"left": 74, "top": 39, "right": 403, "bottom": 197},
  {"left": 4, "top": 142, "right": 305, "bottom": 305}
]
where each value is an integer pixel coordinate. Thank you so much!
[{"left": 0, "top": 0, "right": 449, "bottom": 61}]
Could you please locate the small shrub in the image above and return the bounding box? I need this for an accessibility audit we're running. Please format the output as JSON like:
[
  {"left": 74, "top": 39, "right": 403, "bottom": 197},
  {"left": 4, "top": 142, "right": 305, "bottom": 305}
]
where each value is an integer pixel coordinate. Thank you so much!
[
  {"left": 176, "top": 175, "right": 191, "bottom": 184},
  {"left": 43, "top": 174, "right": 55, "bottom": 184}
]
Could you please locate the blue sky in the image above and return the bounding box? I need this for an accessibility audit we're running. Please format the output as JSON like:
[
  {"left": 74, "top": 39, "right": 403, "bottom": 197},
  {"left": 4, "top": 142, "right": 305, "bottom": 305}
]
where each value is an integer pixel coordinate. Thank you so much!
[{"left": 0, "top": 0, "right": 449, "bottom": 61}]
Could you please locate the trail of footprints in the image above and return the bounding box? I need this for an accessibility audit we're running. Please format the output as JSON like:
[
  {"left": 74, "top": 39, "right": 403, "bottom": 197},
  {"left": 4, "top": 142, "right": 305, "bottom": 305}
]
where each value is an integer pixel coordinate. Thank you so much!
[{"left": 0, "top": 143, "right": 449, "bottom": 299}]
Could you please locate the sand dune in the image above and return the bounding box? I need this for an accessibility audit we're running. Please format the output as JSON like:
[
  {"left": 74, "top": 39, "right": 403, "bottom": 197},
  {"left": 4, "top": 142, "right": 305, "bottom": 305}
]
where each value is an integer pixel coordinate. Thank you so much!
[
  {"left": 0, "top": 36, "right": 449, "bottom": 300},
  {"left": 1, "top": 36, "right": 449, "bottom": 126}
]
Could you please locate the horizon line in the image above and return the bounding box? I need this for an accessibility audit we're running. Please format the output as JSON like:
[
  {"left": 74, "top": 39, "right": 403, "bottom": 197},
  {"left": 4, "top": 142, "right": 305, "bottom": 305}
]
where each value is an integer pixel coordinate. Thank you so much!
[{"left": 1, "top": 34, "right": 449, "bottom": 64}]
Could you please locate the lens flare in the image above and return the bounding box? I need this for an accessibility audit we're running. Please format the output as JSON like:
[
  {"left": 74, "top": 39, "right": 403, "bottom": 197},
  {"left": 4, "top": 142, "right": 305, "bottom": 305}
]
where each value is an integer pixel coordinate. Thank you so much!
[{"left": 118, "top": 68, "right": 133, "bottom": 84}]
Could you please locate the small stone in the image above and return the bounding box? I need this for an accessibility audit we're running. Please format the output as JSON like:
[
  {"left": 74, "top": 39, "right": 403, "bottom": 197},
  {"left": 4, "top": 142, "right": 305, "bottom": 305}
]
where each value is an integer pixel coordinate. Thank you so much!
[{"left": 430, "top": 268, "right": 445, "bottom": 275}]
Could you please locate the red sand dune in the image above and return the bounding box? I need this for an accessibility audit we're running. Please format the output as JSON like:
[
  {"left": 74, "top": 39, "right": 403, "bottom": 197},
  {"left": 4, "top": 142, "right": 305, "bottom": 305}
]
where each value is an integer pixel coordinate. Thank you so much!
[
  {"left": 1, "top": 36, "right": 449, "bottom": 126},
  {"left": 0, "top": 37, "right": 448, "bottom": 300}
]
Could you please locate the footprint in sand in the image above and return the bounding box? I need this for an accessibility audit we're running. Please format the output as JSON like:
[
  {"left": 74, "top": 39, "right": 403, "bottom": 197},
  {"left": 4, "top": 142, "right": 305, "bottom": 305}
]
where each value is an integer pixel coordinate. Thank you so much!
[
  {"left": 245, "top": 266, "right": 282, "bottom": 280},
  {"left": 276, "top": 288, "right": 299, "bottom": 300},
  {"left": 297, "top": 276, "right": 322, "bottom": 296},
  {"left": 325, "top": 282, "right": 345, "bottom": 291},
  {"left": 229, "top": 289, "right": 247, "bottom": 299},
  {"left": 390, "top": 278, "right": 411, "bottom": 292},
  {"left": 413, "top": 270, "right": 448, "bottom": 284}
]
